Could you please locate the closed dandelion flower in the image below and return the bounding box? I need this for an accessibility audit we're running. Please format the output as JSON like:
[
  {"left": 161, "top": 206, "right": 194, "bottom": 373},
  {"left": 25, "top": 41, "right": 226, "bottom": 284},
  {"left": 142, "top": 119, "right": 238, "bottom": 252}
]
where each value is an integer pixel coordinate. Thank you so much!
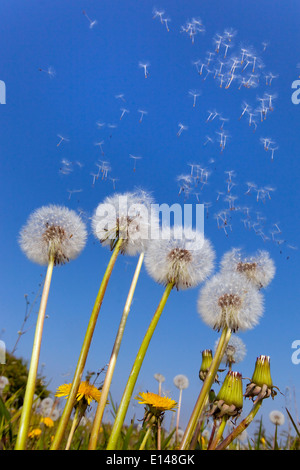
[
  {"left": 220, "top": 248, "right": 276, "bottom": 289},
  {"left": 209, "top": 371, "right": 244, "bottom": 420},
  {"left": 269, "top": 410, "right": 285, "bottom": 426},
  {"left": 215, "top": 335, "right": 247, "bottom": 369},
  {"left": 244, "top": 355, "right": 277, "bottom": 403},
  {"left": 145, "top": 226, "right": 215, "bottom": 290},
  {"left": 198, "top": 272, "right": 264, "bottom": 332},
  {"left": 92, "top": 190, "right": 157, "bottom": 256},
  {"left": 19, "top": 205, "right": 87, "bottom": 266},
  {"left": 55, "top": 381, "right": 101, "bottom": 406}
]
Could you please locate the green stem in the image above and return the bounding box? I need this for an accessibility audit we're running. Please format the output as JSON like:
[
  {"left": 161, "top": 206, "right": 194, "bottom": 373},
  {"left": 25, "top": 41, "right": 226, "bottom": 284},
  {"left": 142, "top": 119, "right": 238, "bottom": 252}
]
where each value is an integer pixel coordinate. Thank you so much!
[
  {"left": 216, "top": 400, "right": 262, "bottom": 450},
  {"left": 88, "top": 252, "right": 144, "bottom": 450},
  {"left": 15, "top": 257, "right": 54, "bottom": 450},
  {"left": 50, "top": 239, "right": 123, "bottom": 450},
  {"left": 139, "top": 426, "right": 152, "bottom": 450},
  {"left": 189, "top": 395, "right": 209, "bottom": 450},
  {"left": 106, "top": 282, "right": 174, "bottom": 450},
  {"left": 208, "top": 417, "right": 227, "bottom": 450},
  {"left": 179, "top": 327, "right": 232, "bottom": 450},
  {"left": 65, "top": 407, "right": 80, "bottom": 450}
]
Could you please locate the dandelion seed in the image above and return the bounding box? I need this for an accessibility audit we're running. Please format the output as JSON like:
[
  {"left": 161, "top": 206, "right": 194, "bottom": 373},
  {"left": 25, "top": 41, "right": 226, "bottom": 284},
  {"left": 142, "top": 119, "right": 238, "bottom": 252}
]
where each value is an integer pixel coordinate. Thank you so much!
[
  {"left": 57, "top": 134, "right": 69, "bottom": 147},
  {"left": 177, "top": 123, "right": 188, "bottom": 137},
  {"left": 82, "top": 10, "right": 97, "bottom": 29},
  {"left": 120, "top": 108, "right": 129, "bottom": 120},
  {"left": 139, "top": 62, "right": 150, "bottom": 78},
  {"left": 188, "top": 89, "right": 201, "bottom": 107},
  {"left": 138, "top": 109, "right": 148, "bottom": 123},
  {"left": 39, "top": 66, "right": 56, "bottom": 78},
  {"left": 94, "top": 140, "right": 105, "bottom": 156},
  {"left": 129, "top": 154, "right": 142, "bottom": 172}
]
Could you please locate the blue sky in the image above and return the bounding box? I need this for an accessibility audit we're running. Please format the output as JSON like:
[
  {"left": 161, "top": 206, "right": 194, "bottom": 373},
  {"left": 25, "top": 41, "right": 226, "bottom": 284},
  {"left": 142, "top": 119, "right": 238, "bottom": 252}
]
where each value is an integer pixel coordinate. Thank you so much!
[{"left": 0, "top": 0, "right": 300, "bottom": 438}]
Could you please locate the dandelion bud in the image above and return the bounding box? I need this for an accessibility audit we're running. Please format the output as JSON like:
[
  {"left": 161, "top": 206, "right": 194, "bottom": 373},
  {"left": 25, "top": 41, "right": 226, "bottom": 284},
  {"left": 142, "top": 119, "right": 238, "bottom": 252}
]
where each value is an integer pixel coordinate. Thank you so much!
[
  {"left": 199, "top": 349, "right": 219, "bottom": 383},
  {"left": 209, "top": 371, "right": 243, "bottom": 420},
  {"left": 244, "top": 355, "right": 277, "bottom": 403}
]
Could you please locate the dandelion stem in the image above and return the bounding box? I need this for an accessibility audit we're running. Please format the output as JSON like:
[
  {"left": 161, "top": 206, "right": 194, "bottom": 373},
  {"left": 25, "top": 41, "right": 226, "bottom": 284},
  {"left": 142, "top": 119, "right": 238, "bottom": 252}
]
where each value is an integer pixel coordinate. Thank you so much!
[
  {"left": 139, "top": 426, "right": 152, "bottom": 450},
  {"left": 88, "top": 252, "right": 145, "bottom": 450},
  {"left": 179, "top": 327, "right": 232, "bottom": 450},
  {"left": 176, "top": 388, "right": 183, "bottom": 443},
  {"left": 216, "top": 400, "right": 262, "bottom": 450},
  {"left": 106, "top": 281, "right": 174, "bottom": 450},
  {"left": 15, "top": 256, "right": 55, "bottom": 450},
  {"left": 65, "top": 406, "right": 80, "bottom": 450},
  {"left": 50, "top": 238, "right": 123, "bottom": 450},
  {"left": 208, "top": 416, "right": 227, "bottom": 450}
]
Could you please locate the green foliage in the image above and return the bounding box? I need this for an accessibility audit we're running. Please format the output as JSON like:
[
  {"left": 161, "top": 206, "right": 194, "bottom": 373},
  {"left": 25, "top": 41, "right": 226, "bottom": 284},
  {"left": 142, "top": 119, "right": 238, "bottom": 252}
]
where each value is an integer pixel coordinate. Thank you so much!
[{"left": 0, "top": 352, "right": 50, "bottom": 408}]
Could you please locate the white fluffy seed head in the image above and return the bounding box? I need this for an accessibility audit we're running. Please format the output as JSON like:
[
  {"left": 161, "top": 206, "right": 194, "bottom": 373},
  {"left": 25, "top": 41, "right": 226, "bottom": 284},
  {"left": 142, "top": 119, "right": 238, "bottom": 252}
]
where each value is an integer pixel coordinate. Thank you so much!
[
  {"left": 173, "top": 374, "right": 189, "bottom": 390},
  {"left": 215, "top": 335, "right": 247, "bottom": 366},
  {"left": 154, "top": 373, "right": 165, "bottom": 383},
  {"left": 220, "top": 248, "right": 276, "bottom": 289},
  {"left": 19, "top": 205, "right": 87, "bottom": 266},
  {"left": 144, "top": 226, "right": 215, "bottom": 290},
  {"left": 198, "top": 271, "right": 264, "bottom": 332},
  {"left": 269, "top": 410, "right": 285, "bottom": 426},
  {"left": 91, "top": 190, "right": 158, "bottom": 256}
]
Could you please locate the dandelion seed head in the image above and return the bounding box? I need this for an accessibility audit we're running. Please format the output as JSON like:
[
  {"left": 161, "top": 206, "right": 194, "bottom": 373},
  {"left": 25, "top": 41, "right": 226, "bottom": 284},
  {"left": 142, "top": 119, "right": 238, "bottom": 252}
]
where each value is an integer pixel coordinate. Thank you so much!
[
  {"left": 220, "top": 248, "right": 276, "bottom": 289},
  {"left": 269, "top": 410, "right": 285, "bottom": 426},
  {"left": 92, "top": 190, "right": 157, "bottom": 256},
  {"left": 198, "top": 272, "right": 264, "bottom": 332},
  {"left": 215, "top": 335, "right": 247, "bottom": 366},
  {"left": 173, "top": 374, "right": 189, "bottom": 390},
  {"left": 154, "top": 373, "right": 165, "bottom": 383},
  {"left": 19, "top": 205, "right": 87, "bottom": 266},
  {"left": 144, "top": 226, "right": 215, "bottom": 290}
]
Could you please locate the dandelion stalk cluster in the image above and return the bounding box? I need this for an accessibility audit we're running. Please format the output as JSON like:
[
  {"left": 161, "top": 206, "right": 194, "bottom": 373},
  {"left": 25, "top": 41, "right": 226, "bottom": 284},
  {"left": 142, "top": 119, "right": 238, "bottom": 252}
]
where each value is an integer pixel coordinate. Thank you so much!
[{"left": 6, "top": 193, "right": 282, "bottom": 452}]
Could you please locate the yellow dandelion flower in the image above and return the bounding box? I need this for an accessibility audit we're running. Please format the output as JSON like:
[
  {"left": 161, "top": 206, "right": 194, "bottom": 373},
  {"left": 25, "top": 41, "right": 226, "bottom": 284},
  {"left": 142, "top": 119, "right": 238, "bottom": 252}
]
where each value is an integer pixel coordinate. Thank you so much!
[
  {"left": 28, "top": 428, "right": 42, "bottom": 439},
  {"left": 41, "top": 416, "right": 54, "bottom": 428},
  {"left": 135, "top": 392, "right": 177, "bottom": 412},
  {"left": 55, "top": 381, "right": 101, "bottom": 405}
]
